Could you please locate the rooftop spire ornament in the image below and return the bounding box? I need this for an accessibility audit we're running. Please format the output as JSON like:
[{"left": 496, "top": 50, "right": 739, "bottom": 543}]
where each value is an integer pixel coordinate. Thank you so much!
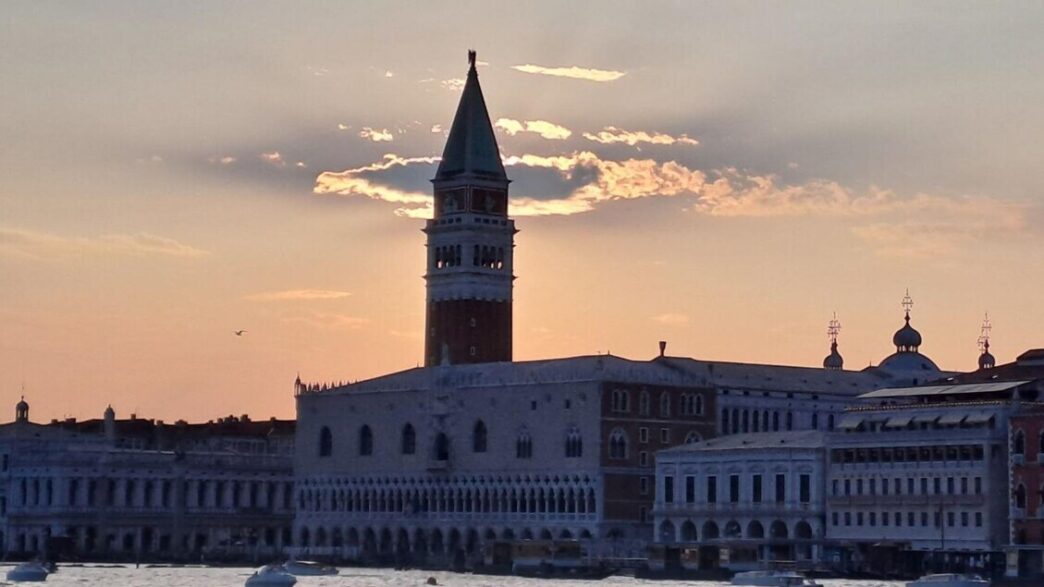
[
  {"left": 827, "top": 312, "right": 842, "bottom": 344},
  {"left": 901, "top": 288, "right": 914, "bottom": 319}
]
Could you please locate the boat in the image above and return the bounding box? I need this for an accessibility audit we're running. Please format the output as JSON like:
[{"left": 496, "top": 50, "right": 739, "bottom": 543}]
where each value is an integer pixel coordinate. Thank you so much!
[
  {"left": 731, "top": 570, "right": 823, "bottom": 587},
  {"left": 510, "top": 540, "right": 616, "bottom": 579},
  {"left": 6, "top": 562, "right": 50, "bottom": 582},
  {"left": 906, "top": 574, "right": 991, "bottom": 587},
  {"left": 283, "top": 559, "right": 339, "bottom": 576},
  {"left": 244, "top": 564, "right": 297, "bottom": 587}
]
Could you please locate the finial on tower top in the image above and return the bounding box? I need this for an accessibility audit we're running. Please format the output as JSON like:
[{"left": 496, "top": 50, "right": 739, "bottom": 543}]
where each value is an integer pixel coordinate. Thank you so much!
[
  {"left": 827, "top": 312, "right": 842, "bottom": 344},
  {"left": 468, "top": 50, "right": 477, "bottom": 68},
  {"left": 901, "top": 288, "right": 913, "bottom": 320},
  {"left": 977, "top": 312, "right": 992, "bottom": 353}
]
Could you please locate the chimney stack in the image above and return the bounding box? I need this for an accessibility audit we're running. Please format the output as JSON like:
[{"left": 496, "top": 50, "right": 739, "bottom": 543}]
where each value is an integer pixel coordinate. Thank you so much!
[{"left": 658, "top": 340, "right": 667, "bottom": 358}]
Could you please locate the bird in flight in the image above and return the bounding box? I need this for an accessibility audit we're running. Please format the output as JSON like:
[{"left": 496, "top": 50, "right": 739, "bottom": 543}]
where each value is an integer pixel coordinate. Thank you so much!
[{"left": 234, "top": 330, "right": 247, "bottom": 336}]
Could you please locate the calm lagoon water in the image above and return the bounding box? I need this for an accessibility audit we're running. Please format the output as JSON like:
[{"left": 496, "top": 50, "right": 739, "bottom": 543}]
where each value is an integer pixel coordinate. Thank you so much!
[{"left": 0, "top": 565, "right": 908, "bottom": 587}]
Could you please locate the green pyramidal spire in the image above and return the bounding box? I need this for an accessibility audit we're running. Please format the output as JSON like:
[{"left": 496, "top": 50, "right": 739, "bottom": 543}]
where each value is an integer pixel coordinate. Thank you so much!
[{"left": 435, "top": 51, "right": 507, "bottom": 181}]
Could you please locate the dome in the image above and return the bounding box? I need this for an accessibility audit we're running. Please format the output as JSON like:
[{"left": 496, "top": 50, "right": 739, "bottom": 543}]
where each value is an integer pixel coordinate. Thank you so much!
[
  {"left": 893, "top": 314, "right": 922, "bottom": 351},
  {"left": 878, "top": 350, "right": 940, "bottom": 374},
  {"left": 16, "top": 398, "right": 28, "bottom": 411},
  {"left": 978, "top": 340, "right": 995, "bottom": 370},
  {"left": 823, "top": 341, "right": 844, "bottom": 370}
]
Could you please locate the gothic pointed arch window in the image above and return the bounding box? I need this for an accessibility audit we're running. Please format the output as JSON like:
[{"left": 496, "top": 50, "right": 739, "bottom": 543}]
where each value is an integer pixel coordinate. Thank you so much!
[
  {"left": 695, "top": 394, "right": 704, "bottom": 415},
  {"left": 515, "top": 429, "right": 532, "bottom": 459},
  {"left": 1016, "top": 483, "right": 1027, "bottom": 509},
  {"left": 401, "top": 423, "right": 416, "bottom": 455},
  {"left": 1015, "top": 429, "right": 1026, "bottom": 456},
  {"left": 358, "top": 425, "right": 374, "bottom": 456},
  {"left": 638, "top": 389, "right": 649, "bottom": 415},
  {"left": 659, "top": 392, "right": 671, "bottom": 417},
  {"left": 684, "top": 431, "right": 702, "bottom": 444},
  {"left": 608, "top": 428, "right": 628, "bottom": 460},
  {"left": 318, "top": 426, "right": 333, "bottom": 458},
  {"left": 565, "top": 426, "right": 583, "bottom": 458},
  {"left": 472, "top": 420, "right": 488, "bottom": 453},
  {"left": 613, "top": 388, "right": 631, "bottom": 413}
]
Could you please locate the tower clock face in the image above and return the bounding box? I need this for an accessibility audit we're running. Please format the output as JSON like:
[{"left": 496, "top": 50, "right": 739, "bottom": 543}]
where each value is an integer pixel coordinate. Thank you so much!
[
  {"left": 436, "top": 189, "right": 467, "bottom": 216},
  {"left": 471, "top": 188, "right": 506, "bottom": 215}
]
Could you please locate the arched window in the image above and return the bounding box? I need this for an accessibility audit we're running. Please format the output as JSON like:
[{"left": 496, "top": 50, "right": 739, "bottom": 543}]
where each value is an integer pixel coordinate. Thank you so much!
[
  {"left": 684, "top": 431, "right": 701, "bottom": 444},
  {"left": 786, "top": 411, "right": 794, "bottom": 431},
  {"left": 472, "top": 420, "right": 488, "bottom": 453},
  {"left": 401, "top": 423, "right": 416, "bottom": 455},
  {"left": 637, "top": 389, "right": 648, "bottom": 415},
  {"left": 1015, "top": 430, "right": 1026, "bottom": 455},
  {"left": 565, "top": 426, "right": 583, "bottom": 458},
  {"left": 695, "top": 394, "right": 704, "bottom": 415},
  {"left": 609, "top": 429, "right": 628, "bottom": 460},
  {"left": 434, "top": 432, "right": 450, "bottom": 461},
  {"left": 358, "top": 425, "right": 373, "bottom": 456},
  {"left": 811, "top": 413, "right": 819, "bottom": 430},
  {"left": 828, "top": 414, "right": 835, "bottom": 430},
  {"left": 318, "top": 426, "right": 333, "bottom": 457},
  {"left": 516, "top": 430, "right": 532, "bottom": 459},
  {"left": 721, "top": 409, "right": 730, "bottom": 434},
  {"left": 612, "top": 389, "right": 631, "bottom": 413},
  {"left": 742, "top": 409, "right": 749, "bottom": 433},
  {"left": 659, "top": 393, "right": 671, "bottom": 417},
  {"left": 773, "top": 412, "right": 780, "bottom": 431}
]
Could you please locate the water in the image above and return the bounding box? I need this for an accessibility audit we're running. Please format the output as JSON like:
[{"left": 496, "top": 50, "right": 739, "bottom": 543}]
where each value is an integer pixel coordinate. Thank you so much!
[{"left": 0, "top": 565, "right": 907, "bottom": 587}]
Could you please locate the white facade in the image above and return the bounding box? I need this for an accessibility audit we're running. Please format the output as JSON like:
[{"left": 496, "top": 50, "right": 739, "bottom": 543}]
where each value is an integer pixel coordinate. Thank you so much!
[
  {"left": 653, "top": 431, "right": 827, "bottom": 570},
  {"left": 0, "top": 405, "right": 294, "bottom": 561}
]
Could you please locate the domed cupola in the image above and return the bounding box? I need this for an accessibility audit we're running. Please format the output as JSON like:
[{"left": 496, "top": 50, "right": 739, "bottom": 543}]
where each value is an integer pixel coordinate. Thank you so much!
[
  {"left": 15, "top": 396, "right": 29, "bottom": 423},
  {"left": 823, "top": 313, "right": 844, "bottom": 370},
  {"left": 977, "top": 313, "right": 995, "bottom": 370},
  {"left": 892, "top": 290, "right": 922, "bottom": 352}
]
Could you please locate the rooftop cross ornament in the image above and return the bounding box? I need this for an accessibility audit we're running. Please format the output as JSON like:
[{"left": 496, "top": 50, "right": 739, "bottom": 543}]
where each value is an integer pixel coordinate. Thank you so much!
[
  {"left": 468, "top": 49, "right": 476, "bottom": 68},
  {"left": 827, "top": 312, "right": 842, "bottom": 344},
  {"left": 977, "top": 312, "right": 992, "bottom": 353},
  {"left": 901, "top": 289, "right": 914, "bottom": 319}
]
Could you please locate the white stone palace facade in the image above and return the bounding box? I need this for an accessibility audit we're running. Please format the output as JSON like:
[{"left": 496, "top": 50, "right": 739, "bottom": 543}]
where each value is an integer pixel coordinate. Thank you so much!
[{"left": 0, "top": 401, "right": 294, "bottom": 561}]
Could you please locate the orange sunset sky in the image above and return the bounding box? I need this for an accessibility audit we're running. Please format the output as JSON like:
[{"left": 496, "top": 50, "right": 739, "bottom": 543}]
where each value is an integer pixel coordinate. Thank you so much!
[{"left": 2, "top": 2, "right": 1043, "bottom": 422}]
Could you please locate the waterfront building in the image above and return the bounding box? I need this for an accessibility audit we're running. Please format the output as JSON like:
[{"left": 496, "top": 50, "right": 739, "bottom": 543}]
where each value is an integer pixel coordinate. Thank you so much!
[
  {"left": 824, "top": 379, "right": 1040, "bottom": 575},
  {"left": 652, "top": 430, "right": 827, "bottom": 571},
  {"left": 0, "top": 401, "right": 294, "bottom": 561}
]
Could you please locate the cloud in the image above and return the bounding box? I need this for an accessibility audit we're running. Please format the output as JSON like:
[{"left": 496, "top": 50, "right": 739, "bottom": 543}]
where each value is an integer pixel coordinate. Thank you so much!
[
  {"left": 259, "top": 151, "right": 285, "bottom": 166},
  {"left": 337, "top": 123, "right": 351, "bottom": 131},
  {"left": 384, "top": 70, "right": 394, "bottom": 78},
  {"left": 0, "top": 228, "right": 209, "bottom": 260},
  {"left": 359, "top": 127, "right": 394, "bottom": 142},
  {"left": 430, "top": 124, "right": 443, "bottom": 133},
  {"left": 245, "top": 289, "right": 352, "bottom": 302},
  {"left": 583, "top": 126, "right": 698, "bottom": 147},
  {"left": 651, "top": 313, "right": 690, "bottom": 325},
  {"left": 511, "top": 64, "right": 626, "bottom": 82},
  {"left": 495, "top": 118, "right": 572, "bottom": 140},
  {"left": 208, "top": 155, "right": 236, "bottom": 165},
  {"left": 441, "top": 78, "right": 465, "bottom": 91},
  {"left": 284, "top": 312, "right": 369, "bottom": 330}
]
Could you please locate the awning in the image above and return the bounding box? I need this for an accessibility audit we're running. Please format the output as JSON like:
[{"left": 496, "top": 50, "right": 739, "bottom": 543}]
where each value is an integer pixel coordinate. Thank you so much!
[
  {"left": 838, "top": 416, "right": 864, "bottom": 431},
  {"left": 937, "top": 412, "right": 968, "bottom": 425},
  {"left": 965, "top": 412, "right": 995, "bottom": 425},
  {"left": 913, "top": 414, "right": 939, "bottom": 424},
  {"left": 885, "top": 414, "right": 914, "bottom": 428}
]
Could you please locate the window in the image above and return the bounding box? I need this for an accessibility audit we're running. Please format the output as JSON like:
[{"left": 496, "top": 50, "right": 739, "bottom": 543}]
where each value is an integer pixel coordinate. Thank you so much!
[
  {"left": 832, "top": 512, "right": 839, "bottom": 526},
  {"left": 812, "top": 413, "right": 819, "bottom": 430},
  {"left": 516, "top": 431, "right": 532, "bottom": 459},
  {"left": 472, "top": 420, "right": 488, "bottom": 453},
  {"left": 961, "top": 512, "right": 969, "bottom": 527},
  {"left": 786, "top": 411, "right": 793, "bottom": 430},
  {"left": 660, "top": 393, "right": 671, "bottom": 417},
  {"left": 565, "top": 426, "right": 583, "bottom": 458},
  {"left": 753, "top": 475, "right": 763, "bottom": 503},
  {"left": 975, "top": 512, "right": 982, "bottom": 527},
  {"left": 722, "top": 409, "right": 730, "bottom": 433},
  {"left": 961, "top": 477, "right": 968, "bottom": 495},
  {"left": 975, "top": 477, "right": 982, "bottom": 495},
  {"left": 660, "top": 428, "right": 670, "bottom": 444},
  {"left": 637, "top": 389, "right": 647, "bottom": 415},
  {"left": 947, "top": 511, "right": 955, "bottom": 527},
  {"left": 799, "top": 474, "right": 811, "bottom": 503},
  {"left": 685, "top": 476, "right": 696, "bottom": 503},
  {"left": 921, "top": 512, "right": 928, "bottom": 526},
  {"left": 639, "top": 451, "right": 649, "bottom": 466},
  {"left": 1015, "top": 430, "right": 1026, "bottom": 455},
  {"left": 844, "top": 512, "right": 851, "bottom": 526},
  {"left": 895, "top": 512, "right": 902, "bottom": 526},
  {"left": 844, "top": 479, "right": 851, "bottom": 496},
  {"left": 857, "top": 512, "right": 863, "bottom": 526},
  {"left": 773, "top": 412, "right": 780, "bottom": 431},
  {"left": 895, "top": 478, "right": 902, "bottom": 495},
  {"left": 609, "top": 429, "right": 628, "bottom": 460},
  {"left": 947, "top": 477, "right": 955, "bottom": 494},
  {"left": 613, "top": 389, "right": 631, "bottom": 413},
  {"left": 639, "top": 427, "right": 649, "bottom": 443},
  {"left": 730, "top": 475, "right": 740, "bottom": 503},
  {"left": 908, "top": 512, "right": 915, "bottom": 526},
  {"left": 775, "top": 474, "right": 786, "bottom": 503},
  {"left": 828, "top": 414, "right": 835, "bottom": 430},
  {"left": 434, "top": 432, "right": 449, "bottom": 461},
  {"left": 883, "top": 511, "right": 889, "bottom": 526},
  {"left": 831, "top": 479, "right": 838, "bottom": 496},
  {"left": 696, "top": 395, "right": 704, "bottom": 415},
  {"left": 933, "top": 477, "right": 941, "bottom": 495},
  {"left": 358, "top": 425, "right": 373, "bottom": 456},
  {"left": 401, "top": 423, "right": 416, "bottom": 455},
  {"left": 869, "top": 512, "right": 876, "bottom": 526},
  {"left": 707, "top": 476, "right": 717, "bottom": 503},
  {"left": 869, "top": 478, "right": 876, "bottom": 494},
  {"left": 684, "top": 431, "right": 701, "bottom": 444},
  {"left": 640, "top": 476, "right": 649, "bottom": 496},
  {"left": 318, "top": 426, "right": 333, "bottom": 457},
  {"left": 857, "top": 479, "right": 863, "bottom": 495},
  {"left": 664, "top": 476, "right": 674, "bottom": 503}
]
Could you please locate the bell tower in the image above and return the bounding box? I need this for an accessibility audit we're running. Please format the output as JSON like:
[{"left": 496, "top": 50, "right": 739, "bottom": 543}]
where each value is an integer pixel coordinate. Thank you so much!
[{"left": 424, "top": 51, "right": 515, "bottom": 366}]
